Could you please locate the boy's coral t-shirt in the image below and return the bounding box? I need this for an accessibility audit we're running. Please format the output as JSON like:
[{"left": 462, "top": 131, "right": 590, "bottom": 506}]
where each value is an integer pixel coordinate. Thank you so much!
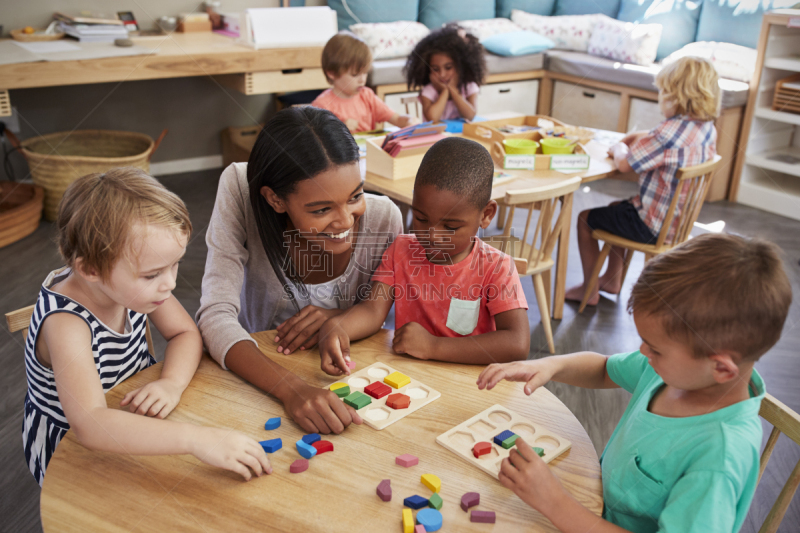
[
  {"left": 311, "top": 87, "right": 396, "bottom": 132},
  {"left": 370, "top": 234, "right": 528, "bottom": 337}
]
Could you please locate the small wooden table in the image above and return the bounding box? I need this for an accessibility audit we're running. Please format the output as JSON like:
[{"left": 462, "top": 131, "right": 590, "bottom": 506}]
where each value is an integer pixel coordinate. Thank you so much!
[{"left": 41, "top": 330, "right": 603, "bottom": 532}]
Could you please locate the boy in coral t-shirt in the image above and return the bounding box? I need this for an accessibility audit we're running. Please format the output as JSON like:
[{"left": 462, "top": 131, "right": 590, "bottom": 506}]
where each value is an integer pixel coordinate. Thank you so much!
[
  {"left": 319, "top": 137, "right": 529, "bottom": 374},
  {"left": 312, "top": 31, "right": 418, "bottom": 132}
]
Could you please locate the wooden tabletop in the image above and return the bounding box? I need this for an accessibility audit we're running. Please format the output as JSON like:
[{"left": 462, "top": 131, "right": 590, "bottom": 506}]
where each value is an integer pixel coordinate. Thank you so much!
[
  {"left": 41, "top": 330, "right": 602, "bottom": 532},
  {"left": 0, "top": 33, "right": 322, "bottom": 90}
]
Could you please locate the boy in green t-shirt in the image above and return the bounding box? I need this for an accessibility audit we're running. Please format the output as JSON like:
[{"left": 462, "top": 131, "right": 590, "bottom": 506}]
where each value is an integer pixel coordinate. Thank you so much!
[{"left": 477, "top": 233, "right": 792, "bottom": 533}]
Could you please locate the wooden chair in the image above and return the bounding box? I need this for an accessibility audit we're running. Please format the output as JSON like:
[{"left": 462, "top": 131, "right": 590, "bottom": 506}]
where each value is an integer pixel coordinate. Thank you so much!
[
  {"left": 401, "top": 95, "right": 422, "bottom": 120},
  {"left": 483, "top": 177, "right": 582, "bottom": 354},
  {"left": 578, "top": 155, "right": 723, "bottom": 313},
  {"left": 757, "top": 393, "right": 800, "bottom": 533},
  {"left": 6, "top": 304, "right": 155, "bottom": 354}
]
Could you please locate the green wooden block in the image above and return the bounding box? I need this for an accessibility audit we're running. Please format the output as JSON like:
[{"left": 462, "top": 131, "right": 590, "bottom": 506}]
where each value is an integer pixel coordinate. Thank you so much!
[
  {"left": 532, "top": 446, "right": 545, "bottom": 457},
  {"left": 343, "top": 391, "right": 371, "bottom": 410},
  {"left": 428, "top": 492, "right": 443, "bottom": 510},
  {"left": 332, "top": 385, "right": 350, "bottom": 398},
  {"left": 501, "top": 434, "right": 519, "bottom": 449}
]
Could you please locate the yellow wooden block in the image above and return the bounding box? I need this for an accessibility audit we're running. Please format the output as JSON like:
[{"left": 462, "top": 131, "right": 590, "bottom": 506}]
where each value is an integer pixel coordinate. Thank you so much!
[
  {"left": 330, "top": 382, "right": 347, "bottom": 391},
  {"left": 403, "top": 508, "right": 414, "bottom": 533},
  {"left": 421, "top": 473, "right": 441, "bottom": 493},
  {"left": 385, "top": 371, "right": 411, "bottom": 389}
]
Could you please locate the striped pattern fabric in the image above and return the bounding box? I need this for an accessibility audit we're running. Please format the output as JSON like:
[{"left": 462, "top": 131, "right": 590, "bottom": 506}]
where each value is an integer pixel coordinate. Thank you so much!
[
  {"left": 628, "top": 115, "right": 717, "bottom": 242},
  {"left": 22, "top": 268, "right": 155, "bottom": 486}
]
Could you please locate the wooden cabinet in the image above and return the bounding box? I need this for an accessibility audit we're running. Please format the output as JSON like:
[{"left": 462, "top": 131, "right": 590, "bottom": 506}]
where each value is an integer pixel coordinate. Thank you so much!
[
  {"left": 476, "top": 79, "right": 539, "bottom": 116},
  {"left": 551, "top": 81, "right": 621, "bottom": 131},
  {"left": 627, "top": 97, "right": 662, "bottom": 131}
]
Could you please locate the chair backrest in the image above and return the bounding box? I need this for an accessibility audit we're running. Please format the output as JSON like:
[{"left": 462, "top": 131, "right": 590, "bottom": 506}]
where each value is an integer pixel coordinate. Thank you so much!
[
  {"left": 757, "top": 393, "right": 800, "bottom": 533},
  {"left": 495, "top": 177, "right": 582, "bottom": 273},
  {"left": 6, "top": 304, "right": 155, "bottom": 355},
  {"left": 654, "top": 154, "right": 723, "bottom": 249},
  {"left": 400, "top": 95, "right": 422, "bottom": 119}
]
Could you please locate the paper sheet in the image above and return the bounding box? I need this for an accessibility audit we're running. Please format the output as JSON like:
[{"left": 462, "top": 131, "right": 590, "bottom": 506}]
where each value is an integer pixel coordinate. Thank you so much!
[
  {"left": 13, "top": 40, "right": 81, "bottom": 54},
  {"left": 0, "top": 40, "right": 154, "bottom": 64}
]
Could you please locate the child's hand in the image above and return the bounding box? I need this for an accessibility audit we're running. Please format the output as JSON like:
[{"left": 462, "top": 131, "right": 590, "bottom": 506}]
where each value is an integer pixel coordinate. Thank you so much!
[
  {"left": 499, "top": 437, "right": 564, "bottom": 514},
  {"left": 430, "top": 74, "right": 449, "bottom": 94},
  {"left": 620, "top": 131, "right": 644, "bottom": 146},
  {"left": 283, "top": 382, "right": 362, "bottom": 434},
  {"left": 476, "top": 359, "right": 555, "bottom": 395},
  {"left": 392, "top": 322, "right": 436, "bottom": 359},
  {"left": 345, "top": 118, "right": 359, "bottom": 132},
  {"left": 318, "top": 321, "right": 352, "bottom": 376},
  {"left": 190, "top": 427, "right": 272, "bottom": 481},
  {"left": 120, "top": 378, "right": 185, "bottom": 419},
  {"left": 275, "top": 305, "right": 343, "bottom": 355}
]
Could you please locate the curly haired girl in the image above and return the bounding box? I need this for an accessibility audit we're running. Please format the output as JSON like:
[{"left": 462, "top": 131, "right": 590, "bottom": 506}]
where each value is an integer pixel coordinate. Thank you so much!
[{"left": 404, "top": 24, "right": 487, "bottom": 122}]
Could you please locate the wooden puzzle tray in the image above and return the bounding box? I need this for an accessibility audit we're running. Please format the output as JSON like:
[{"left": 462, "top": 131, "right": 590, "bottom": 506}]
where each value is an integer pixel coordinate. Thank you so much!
[
  {"left": 436, "top": 404, "right": 571, "bottom": 479},
  {"left": 327, "top": 362, "right": 441, "bottom": 430}
]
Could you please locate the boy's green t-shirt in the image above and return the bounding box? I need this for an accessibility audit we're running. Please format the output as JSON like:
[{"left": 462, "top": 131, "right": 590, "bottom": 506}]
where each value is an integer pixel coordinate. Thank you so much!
[{"left": 601, "top": 351, "right": 765, "bottom": 533}]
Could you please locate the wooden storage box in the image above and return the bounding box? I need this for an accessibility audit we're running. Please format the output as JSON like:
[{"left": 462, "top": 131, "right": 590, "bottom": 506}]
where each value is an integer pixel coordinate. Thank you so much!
[
  {"left": 463, "top": 115, "right": 568, "bottom": 145},
  {"left": 221, "top": 124, "right": 263, "bottom": 167},
  {"left": 215, "top": 68, "right": 328, "bottom": 95},
  {"left": 0, "top": 181, "right": 44, "bottom": 249},
  {"left": 772, "top": 73, "right": 800, "bottom": 114},
  {"left": 365, "top": 136, "right": 430, "bottom": 180}
]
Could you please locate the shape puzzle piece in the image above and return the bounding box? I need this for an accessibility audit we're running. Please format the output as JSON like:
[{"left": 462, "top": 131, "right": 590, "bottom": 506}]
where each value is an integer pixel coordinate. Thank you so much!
[
  {"left": 311, "top": 440, "right": 333, "bottom": 454},
  {"left": 264, "top": 417, "right": 281, "bottom": 430},
  {"left": 330, "top": 382, "right": 350, "bottom": 398},
  {"left": 376, "top": 479, "right": 392, "bottom": 502},
  {"left": 386, "top": 393, "right": 411, "bottom": 410},
  {"left": 290, "top": 459, "right": 308, "bottom": 473},
  {"left": 384, "top": 371, "right": 411, "bottom": 389},
  {"left": 364, "top": 381, "right": 392, "bottom": 399},
  {"left": 347, "top": 360, "right": 356, "bottom": 370},
  {"left": 461, "top": 492, "right": 480, "bottom": 512},
  {"left": 428, "top": 492, "right": 443, "bottom": 510},
  {"left": 416, "top": 508, "right": 443, "bottom": 532},
  {"left": 415, "top": 525, "right": 426, "bottom": 533},
  {"left": 403, "top": 509, "right": 414, "bottom": 533},
  {"left": 532, "top": 446, "right": 545, "bottom": 457},
  {"left": 259, "top": 438, "right": 282, "bottom": 453},
  {"left": 493, "top": 429, "right": 515, "bottom": 446},
  {"left": 396, "top": 454, "right": 419, "bottom": 467},
  {"left": 470, "top": 510, "right": 496, "bottom": 523},
  {"left": 501, "top": 434, "right": 519, "bottom": 449},
  {"left": 343, "top": 390, "right": 372, "bottom": 409},
  {"left": 404, "top": 495, "right": 429, "bottom": 509},
  {"left": 296, "top": 440, "right": 318, "bottom": 459},
  {"left": 472, "top": 441, "right": 492, "bottom": 458},
  {"left": 421, "top": 473, "right": 441, "bottom": 493},
  {"left": 302, "top": 433, "right": 321, "bottom": 445}
]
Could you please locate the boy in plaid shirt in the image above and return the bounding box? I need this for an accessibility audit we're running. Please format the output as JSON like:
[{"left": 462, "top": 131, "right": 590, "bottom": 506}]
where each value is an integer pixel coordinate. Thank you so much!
[{"left": 566, "top": 57, "right": 719, "bottom": 306}]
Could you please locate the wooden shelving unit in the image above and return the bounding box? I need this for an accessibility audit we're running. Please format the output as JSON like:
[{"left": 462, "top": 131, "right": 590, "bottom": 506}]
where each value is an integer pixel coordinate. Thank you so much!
[{"left": 732, "top": 9, "right": 800, "bottom": 221}]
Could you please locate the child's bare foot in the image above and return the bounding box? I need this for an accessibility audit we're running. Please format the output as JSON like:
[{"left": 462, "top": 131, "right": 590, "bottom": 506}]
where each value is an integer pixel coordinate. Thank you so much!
[
  {"left": 565, "top": 284, "right": 599, "bottom": 306},
  {"left": 598, "top": 275, "right": 622, "bottom": 295}
]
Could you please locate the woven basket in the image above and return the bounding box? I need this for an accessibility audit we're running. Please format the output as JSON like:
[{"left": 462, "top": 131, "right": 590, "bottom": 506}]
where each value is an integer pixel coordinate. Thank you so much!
[
  {"left": 19, "top": 130, "right": 159, "bottom": 221},
  {"left": 0, "top": 181, "right": 44, "bottom": 249}
]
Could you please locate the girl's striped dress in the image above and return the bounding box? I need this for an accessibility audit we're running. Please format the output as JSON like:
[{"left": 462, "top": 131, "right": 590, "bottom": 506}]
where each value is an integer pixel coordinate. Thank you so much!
[{"left": 23, "top": 268, "right": 155, "bottom": 486}]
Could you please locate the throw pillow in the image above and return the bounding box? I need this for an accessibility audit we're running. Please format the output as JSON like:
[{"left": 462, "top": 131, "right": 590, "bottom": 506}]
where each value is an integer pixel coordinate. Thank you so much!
[
  {"left": 482, "top": 30, "right": 555, "bottom": 56},
  {"left": 511, "top": 9, "right": 598, "bottom": 52},
  {"left": 616, "top": 0, "right": 702, "bottom": 60},
  {"left": 695, "top": 0, "right": 795, "bottom": 50},
  {"left": 419, "top": 0, "right": 495, "bottom": 29},
  {"left": 350, "top": 21, "right": 430, "bottom": 60},
  {"left": 662, "top": 41, "right": 758, "bottom": 83},
  {"left": 553, "top": 0, "right": 621, "bottom": 17},
  {"left": 458, "top": 18, "right": 522, "bottom": 41},
  {"left": 587, "top": 14, "right": 662, "bottom": 66},
  {"left": 328, "top": 0, "right": 419, "bottom": 31},
  {"left": 496, "top": 0, "right": 556, "bottom": 18}
]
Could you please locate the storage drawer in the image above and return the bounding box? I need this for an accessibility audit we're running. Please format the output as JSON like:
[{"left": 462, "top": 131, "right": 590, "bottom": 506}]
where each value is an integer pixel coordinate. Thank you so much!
[
  {"left": 551, "top": 81, "right": 620, "bottom": 131},
  {"left": 384, "top": 91, "right": 423, "bottom": 119},
  {"left": 216, "top": 68, "right": 329, "bottom": 95},
  {"left": 476, "top": 79, "right": 539, "bottom": 116},
  {"left": 627, "top": 97, "right": 662, "bottom": 131}
]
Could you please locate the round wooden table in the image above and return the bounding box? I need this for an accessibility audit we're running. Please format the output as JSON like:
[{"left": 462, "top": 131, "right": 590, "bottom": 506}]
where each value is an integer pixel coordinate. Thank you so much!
[{"left": 42, "top": 330, "right": 603, "bottom": 532}]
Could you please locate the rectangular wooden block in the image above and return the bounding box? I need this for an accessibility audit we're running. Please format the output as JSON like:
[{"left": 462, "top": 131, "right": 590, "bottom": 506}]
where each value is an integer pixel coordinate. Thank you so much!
[{"left": 343, "top": 391, "right": 371, "bottom": 410}]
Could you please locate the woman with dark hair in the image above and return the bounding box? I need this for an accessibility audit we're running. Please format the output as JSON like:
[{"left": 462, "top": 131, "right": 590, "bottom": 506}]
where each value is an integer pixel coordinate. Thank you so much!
[{"left": 197, "top": 107, "right": 402, "bottom": 434}]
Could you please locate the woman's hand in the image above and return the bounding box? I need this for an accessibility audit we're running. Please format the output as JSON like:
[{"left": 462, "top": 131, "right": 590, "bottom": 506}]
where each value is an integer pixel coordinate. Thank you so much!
[
  {"left": 283, "top": 382, "right": 363, "bottom": 434},
  {"left": 318, "top": 320, "right": 352, "bottom": 376},
  {"left": 275, "top": 306, "right": 344, "bottom": 355},
  {"left": 499, "top": 437, "right": 566, "bottom": 514},
  {"left": 392, "top": 322, "right": 437, "bottom": 359},
  {"left": 190, "top": 427, "right": 272, "bottom": 481},
  {"left": 120, "top": 378, "right": 185, "bottom": 419},
  {"left": 477, "top": 359, "right": 557, "bottom": 395}
]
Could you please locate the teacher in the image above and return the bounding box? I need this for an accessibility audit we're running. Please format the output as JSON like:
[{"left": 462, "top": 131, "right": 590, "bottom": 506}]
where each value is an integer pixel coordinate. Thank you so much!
[{"left": 197, "top": 107, "right": 402, "bottom": 433}]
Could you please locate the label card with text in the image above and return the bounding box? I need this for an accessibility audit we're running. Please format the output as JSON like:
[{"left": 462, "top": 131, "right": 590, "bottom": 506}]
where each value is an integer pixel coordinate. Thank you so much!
[{"left": 550, "top": 154, "right": 590, "bottom": 170}]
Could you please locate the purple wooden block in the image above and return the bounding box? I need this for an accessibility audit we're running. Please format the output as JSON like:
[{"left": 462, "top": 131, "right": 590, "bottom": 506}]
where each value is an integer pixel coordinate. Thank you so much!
[
  {"left": 471, "top": 510, "right": 496, "bottom": 523},
  {"left": 460, "top": 491, "right": 480, "bottom": 512},
  {"left": 376, "top": 479, "right": 392, "bottom": 502}
]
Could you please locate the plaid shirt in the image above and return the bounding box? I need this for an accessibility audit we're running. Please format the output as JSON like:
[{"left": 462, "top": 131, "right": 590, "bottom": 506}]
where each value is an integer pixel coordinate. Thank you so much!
[{"left": 628, "top": 115, "right": 716, "bottom": 242}]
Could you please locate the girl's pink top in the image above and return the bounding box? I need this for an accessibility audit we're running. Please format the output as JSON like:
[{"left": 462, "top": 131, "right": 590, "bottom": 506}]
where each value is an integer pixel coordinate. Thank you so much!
[{"left": 420, "top": 82, "right": 479, "bottom": 120}]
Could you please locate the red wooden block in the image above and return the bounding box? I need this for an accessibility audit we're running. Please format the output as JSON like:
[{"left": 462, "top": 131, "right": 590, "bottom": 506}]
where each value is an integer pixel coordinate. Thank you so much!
[
  {"left": 289, "top": 459, "right": 308, "bottom": 474},
  {"left": 386, "top": 393, "right": 411, "bottom": 409},
  {"left": 364, "top": 381, "right": 392, "bottom": 399},
  {"left": 471, "top": 510, "right": 496, "bottom": 523},
  {"left": 312, "top": 440, "right": 333, "bottom": 454},
  {"left": 472, "top": 441, "right": 492, "bottom": 458},
  {"left": 376, "top": 479, "right": 392, "bottom": 501}
]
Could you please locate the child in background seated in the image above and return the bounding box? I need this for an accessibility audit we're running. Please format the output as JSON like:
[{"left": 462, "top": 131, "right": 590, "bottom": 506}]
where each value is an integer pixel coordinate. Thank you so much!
[
  {"left": 312, "top": 31, "right": 418, "bottom": 132},
  {"left": 404, "top": 24, "right": 486, "bottom": 123},
  {"left": 319, "top": 137, "right": 529, "bottom": 373},
  {"left": 566, "top": 56, "right": 719, "bottom": 306},
  {"left": 478, "top": 233, "right": 792, "bottom": 533},
  {"left": 23, "top": 169, "right": 271, "bottom": 486}
]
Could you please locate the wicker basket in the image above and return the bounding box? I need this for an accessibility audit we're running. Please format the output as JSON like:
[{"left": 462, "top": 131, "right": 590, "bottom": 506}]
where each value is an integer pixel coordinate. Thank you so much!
[
  {"left": 18, "top": 130, "right": 162, "bottom": 221},
  {"left": 0, "top": 181, "right": 44, "bottom": 249}
]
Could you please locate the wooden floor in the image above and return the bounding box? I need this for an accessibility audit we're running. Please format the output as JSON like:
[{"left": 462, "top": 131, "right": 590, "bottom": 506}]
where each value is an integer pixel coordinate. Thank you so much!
[{"left": 1, "top": 170, "right": 797, "bottom": 532}]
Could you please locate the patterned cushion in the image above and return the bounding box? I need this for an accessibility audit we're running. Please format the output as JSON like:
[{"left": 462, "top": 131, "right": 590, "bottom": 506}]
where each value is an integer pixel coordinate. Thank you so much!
[
  {"left": 662, "top": 41, "right": 758, "bottom": 83},
  {"left": 457, "top": 18, "right": 522, "bottom": 41},
  {"left": 586, "top": 15, "right": 662, "bottom": 66},
  {"left": 349, "top": 21, "right": 430, "bottom": 60},
  {"left": 616, "top": 0, "right": 702, "bottom": 61},
  {"left": 511, "top": 9, "right": 598, "bottom": 52}
]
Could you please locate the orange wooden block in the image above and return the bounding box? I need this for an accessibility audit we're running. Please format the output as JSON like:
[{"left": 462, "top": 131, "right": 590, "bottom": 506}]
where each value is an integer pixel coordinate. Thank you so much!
[{"left": 386, "top": 393, "right": 410, "bottom": 409}]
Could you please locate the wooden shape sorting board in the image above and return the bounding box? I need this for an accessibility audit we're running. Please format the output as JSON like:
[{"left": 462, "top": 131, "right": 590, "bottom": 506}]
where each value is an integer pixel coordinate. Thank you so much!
[
  {"left": 435, "top": 404, "right": 571, "bottom": 479},
  {"left": 327, "top": 362, "right": 440, "bottom": 430}
]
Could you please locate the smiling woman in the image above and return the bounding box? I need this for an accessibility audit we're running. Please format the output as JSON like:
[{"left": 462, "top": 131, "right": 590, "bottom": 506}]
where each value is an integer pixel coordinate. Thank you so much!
[{"left": 196, "top": 107, "right": 402, "bottom": 434}]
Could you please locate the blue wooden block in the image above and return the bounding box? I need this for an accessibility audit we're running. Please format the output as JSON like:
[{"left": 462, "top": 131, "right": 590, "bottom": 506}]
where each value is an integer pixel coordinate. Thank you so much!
[
  {"left": 296, "top": 439, "right": 318, "bottom": 459},
  {"left": 264, "top": 417, "right": 281, "bottom": 430},
  {"left": 301, "top": 433, "right": 321, "bottom": 445},
  {"left": 416, "top": 508, "right": 443, "bottom": 532},
  {"left": 493, "top": 429, "right": 515, "bottom": 446},
  {"left": 260, "top": 438, "right": 282, "bottom": 453},
  {"left": 404, "top": 494, "right": 429, "bottom": 509}
]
